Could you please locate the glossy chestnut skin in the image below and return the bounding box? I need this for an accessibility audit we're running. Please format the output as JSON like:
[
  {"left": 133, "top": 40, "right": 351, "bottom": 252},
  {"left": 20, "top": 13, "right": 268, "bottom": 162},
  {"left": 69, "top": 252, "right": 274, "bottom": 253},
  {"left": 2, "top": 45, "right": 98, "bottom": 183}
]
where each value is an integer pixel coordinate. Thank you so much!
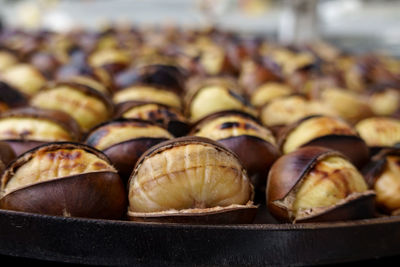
[
  {"left": 190, "top": 110, "right": 280, "bottom": 189},
  {"left": 85, "top": 119, "right": 173, "bottom": 183},
  {"left": 127, "top": 136, "right": 257, "bottom": 224},
  {"left": 279, "top": 115, "right": 370, "bottom": 169},
  {"left": 115, "top": 101, "right": 190, "bottom": 137},
  {"left": 0, "top": 142, "right": 16, "bottom": 175},
  {"left": 363, "top": 148, "right": 400, "bottom": 214},
  {"left": 267, "top": 146, "right": 375, "bottom": 223},
  {"left": 0, "top": 107, "right": 81, "bottom": 156},
  {"left": 0, "top": 81, "right": 28, "bottom": 111},
  {"left": 0, "top": 142, "right": 127, "bottom": 219}
]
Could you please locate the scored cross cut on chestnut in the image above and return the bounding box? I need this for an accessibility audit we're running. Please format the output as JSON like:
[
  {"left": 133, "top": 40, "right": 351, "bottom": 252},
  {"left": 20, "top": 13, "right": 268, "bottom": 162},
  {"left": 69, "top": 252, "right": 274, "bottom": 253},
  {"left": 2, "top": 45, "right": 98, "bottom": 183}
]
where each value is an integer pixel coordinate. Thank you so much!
[
  {"left": 0, "top": 142, "right": 127, "bottom": 219},
  {"left": 279, "top": 115, "right": 369, "bottom": 169},
  {"left": 127, "top": 136, "right": 257, "bottom": 224},
  {"left": 267, "top": 146, "right": 375, "bottom": 223}
]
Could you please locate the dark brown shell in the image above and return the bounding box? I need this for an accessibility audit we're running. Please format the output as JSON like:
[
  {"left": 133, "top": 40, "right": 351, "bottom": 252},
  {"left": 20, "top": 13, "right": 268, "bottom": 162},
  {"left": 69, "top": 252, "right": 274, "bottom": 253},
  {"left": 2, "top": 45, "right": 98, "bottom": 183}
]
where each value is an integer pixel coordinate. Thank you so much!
[
  {"left": 0, "top": 81, "right": 28, "bottom": 109},
  {"left": 0, "top": 142, "right": 127, "bottom": 220},
  {"left": 267, "top": 146, "right": 375, "bottom": 223},
  {"left": 279, "top": 115, "right": 369, "bottom": 169}
]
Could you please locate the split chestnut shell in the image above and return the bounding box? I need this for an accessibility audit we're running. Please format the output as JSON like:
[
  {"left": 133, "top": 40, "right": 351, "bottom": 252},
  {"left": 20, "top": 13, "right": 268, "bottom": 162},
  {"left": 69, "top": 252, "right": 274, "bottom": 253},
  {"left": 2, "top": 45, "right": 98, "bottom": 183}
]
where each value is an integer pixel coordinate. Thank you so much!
[
  {"left": 267, "top": 146, "right": 375, "bottom": 223},
  {"left": 127, "top": 136, "right": 257, "bottom": 224},
  {"left": 0, "top": 142, "right": 127, "bottom": 219}
]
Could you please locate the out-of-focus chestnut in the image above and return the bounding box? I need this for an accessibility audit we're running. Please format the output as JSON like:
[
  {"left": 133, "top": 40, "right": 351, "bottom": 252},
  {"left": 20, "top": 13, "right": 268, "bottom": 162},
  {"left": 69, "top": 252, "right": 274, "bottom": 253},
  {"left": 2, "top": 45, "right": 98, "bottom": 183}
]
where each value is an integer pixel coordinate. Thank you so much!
[
  {"left": 319, "top": 87, "right": 373, "bottom": 124},
  {"left": 115, "top": 101, "right": 189, "bottom": 137},
  {"left": 0, "top": 142, "right": 16, "bottom": 175},
  {"left": 85, "top": 119, "right": 173, "bottom": 182},
  {"left": 250, "top": 82, "right": 293, "bottom": 107},
  {"left": 191, "top": 111, "right": 280, "bottom": 184},
  {"left": 127, "top": 136, "right": 257, "bottom": 224},
  {"left": 1, "top": 64, "right": 46, "bottom": 96},
  {"left": 113, "top": 85, "right": 182, "bottom": 110},
  {"left": 368, "top": 86, "right": 400, "bottom": 116},
  {"left": 0, "top": 81, "right": 28, "bottom": 112},
  {"left": 29, "top": 52, "right": 60, "bottom": 79},
  {"left": 363, "top": 149, "right": 400, "bottom": 215},
  {"left": 280, "top": 115, "right": 369, "bottom": 168},
  {"left": 355, "top": 117, "right": 400, "bottom": 154},
  {"left": 31, "top": 82, "right": 113, "bottom": 132},
  {"left": 186, "top": 83, "right": 256, "bottom": 122},
  {"left": 259, "top": 95, "right": 336, "bottom": 133},
  {"left": 0, "top": 50, "right": 18, "bottom": 72},
  {"left": 66, "top": 75, "right": 111, "bottom": 95},
  {"left": 88, "top": 48, "right": 130, "bottom": 74},
  {"left": 0, "top": 142, "right": 127, "bottom": 219},
  {"left": 267, "top": 146, "right": 375, "bottom": 223},
  {"left": 0, "top": 107, "right": 81, "bottom": 156}
]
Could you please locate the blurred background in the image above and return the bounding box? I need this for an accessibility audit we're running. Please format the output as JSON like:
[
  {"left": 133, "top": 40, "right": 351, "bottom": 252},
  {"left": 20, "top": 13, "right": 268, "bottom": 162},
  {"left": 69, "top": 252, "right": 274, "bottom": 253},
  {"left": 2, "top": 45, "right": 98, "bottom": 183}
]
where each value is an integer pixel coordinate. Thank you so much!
[{"left": 0, "top": 0, "right": 399, "bottom": 56}]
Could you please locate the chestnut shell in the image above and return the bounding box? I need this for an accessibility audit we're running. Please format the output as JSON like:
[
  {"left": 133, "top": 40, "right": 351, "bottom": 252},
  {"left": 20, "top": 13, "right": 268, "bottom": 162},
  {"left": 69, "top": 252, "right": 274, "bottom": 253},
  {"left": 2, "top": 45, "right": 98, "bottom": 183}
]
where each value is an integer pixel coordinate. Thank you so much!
[
  {"left": 267, "top": 146, "right": 375, "bottom": 223},
  {"left": 0, "top": 142, "right": 127, "bottom": 219}
]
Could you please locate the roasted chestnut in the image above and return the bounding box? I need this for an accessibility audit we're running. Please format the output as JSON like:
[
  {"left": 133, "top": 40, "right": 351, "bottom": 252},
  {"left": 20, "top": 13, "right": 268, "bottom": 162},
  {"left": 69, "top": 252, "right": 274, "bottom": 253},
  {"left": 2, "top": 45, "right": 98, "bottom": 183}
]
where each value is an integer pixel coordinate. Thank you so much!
[
  {"left": 0, "top": 107, "right": 81, "bottom": 156},
  {"left": 88, "top": 48, "right": 130, "bottom": 74},
  {"left": 259, "top": 95, "right": 336, "bottom": 132},
  {"left": 115, "top": 101, "right": 189, "bottom": 137},
  {"left": 67, "top": 75, "right": 111, "bottom": 95},
  {"left": 127, "top": 136, "right": 257, "bottom": 224},
  {"left": 0, "top": 141, "right": 16, "bottom": 175},
  {"left": 85, "top": 119, "right": 173, "bottom": 182},
  {"left": 113, "top": 86, "right": 182, "bottom": 110},
  {"left": 250, "top": 82, "right": 292, "bottom": 107},
  {"left": 0, "top": 81, "right": 28, "bottom": 111},
  {"left": 368, "top": 86, "right": 400, "bottom": 116},
  {"left": 0, "top": 142, "right": 127, "bottom": 219},
  {"left": 1, "top": 64, "right": 46, "bottom": 96},
  {"left": 191, "top": 111, "right": 280, "bottom": 183},
  {"left": 355, "top": 117, "right": 400, "bottom": 154},
  {"left": 0, "top": 50, "right": 18, "bottom": 72},
  {"left": 267, "top": 146, "right": 375, "bottom": 223},
  {"left": 363, "top": 149, "right": 400, "bottom": 215},
  {"left": 279, "top": 115, "right": 369, "bottom": 168},
  {"left": 186, "top": 83, "right": 256, "bottom": 122},
  {"left": 31, "top": 82, "right": 113, "bottom": 132},
  {"left": 29, "top": 52, "right": 60, "bottom": 79}
]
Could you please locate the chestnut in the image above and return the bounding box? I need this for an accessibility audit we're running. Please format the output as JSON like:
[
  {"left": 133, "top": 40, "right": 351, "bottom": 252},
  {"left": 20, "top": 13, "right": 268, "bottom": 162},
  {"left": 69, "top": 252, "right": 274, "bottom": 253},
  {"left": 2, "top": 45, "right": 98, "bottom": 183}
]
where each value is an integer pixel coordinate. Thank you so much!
[
  {"left": 31, "top": 82, "right": 113, "bottom": 133},
  {"left": 127, "top": 136, "right": 257, "bottom": 224},
  {"left": 1, "top": 64, "right": 46, "bottom": 96},
  {"left": 113, "top": 85, "right": 182, "bottom": 110},
  {"left": 267, "top": 146, "right": 375, "bottom": 223},
  {"left": 259, "top": 95, "right": 336, "bottom": 133},
  {"left": 29, "top": 52, "right": 60, "bottom": 79},
  {"left": 279, "top": 115, "right": 369, "bottom": 168},
  {"left": 0, "top": 141, "right": 16, "bottom": 175},
  {"left": 0, "top": 107, "right": 81, "bottom": 156},
  {"left": 318, "top": 87, "right": 373, "bottom": 124},
  {"left": 0, "top": 50, "right": 18, "bottom": 72},
  {"left": 191, "top": 110, "right": 280, "bottom": 183},
  {"left": 355, "top": 117, "right": 400, "bottom": 154},
  {"left": 88, "top": 48, "right": 130, "bottom": 74},
  {"left": 250, "top": 82, "right": 293, "bottom": 107},
  {"left": 185, "top": 83, "right": 256, "bottom": 122},
  {"left": 368, "top": 86, "right": 400, "bottom": 116},
  {"left": 115, "top": 101, "right": 190, "bottom": 137},
  {"left": 0, "top": 81, "right": 28, "bottom": 111},
  {"left": 66, "top": 75, "right": 111, "bottom": 95},
  {"left": 85, "top": 119, "right": 173, "bottom": 182},
  {"left": 363, "top": 149, "right": 400, "bottom": 215},
  {"left": 0, "top": 142, "right": 127, "bottom": 219}
]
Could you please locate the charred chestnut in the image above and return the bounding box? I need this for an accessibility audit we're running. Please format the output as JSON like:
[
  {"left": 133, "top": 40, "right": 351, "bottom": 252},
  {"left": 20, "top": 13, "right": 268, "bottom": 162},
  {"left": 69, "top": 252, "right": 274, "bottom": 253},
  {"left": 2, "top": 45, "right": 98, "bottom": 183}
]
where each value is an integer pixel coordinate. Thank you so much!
[
  {"left": 280, "top": 115, "right": 369, "bottom": 168},
  {"left": 0, "top": 81, "right": 28, "bottom": 111},
  {"left": 191, "top": 111, "right": 280, "bottom": 182},
  {"left": 85, "top": 119, "right": 173, "bottom": 182},
  {"left": 31, "top": 82, "right": 113, "bottom": 132},
  {"left": 127, "top": 136, "right": 257, "bottom": 224},
  {"left": 115, "top": 101, "right": 189, "bottom": 137},
  {"left": 0, "top": 142, "right": 127, "bottom": 219},
  {"left": 267, "top": 146, "right": 375, "bottom": 223}
]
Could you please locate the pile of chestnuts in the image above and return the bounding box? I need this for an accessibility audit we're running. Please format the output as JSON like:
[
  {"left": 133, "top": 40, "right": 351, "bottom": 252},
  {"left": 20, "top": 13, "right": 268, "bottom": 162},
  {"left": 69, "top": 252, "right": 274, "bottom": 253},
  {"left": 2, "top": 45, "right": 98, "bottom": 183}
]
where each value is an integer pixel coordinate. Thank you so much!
[{"left": 0, "top": 25, "right": 399, "bottom": 224}]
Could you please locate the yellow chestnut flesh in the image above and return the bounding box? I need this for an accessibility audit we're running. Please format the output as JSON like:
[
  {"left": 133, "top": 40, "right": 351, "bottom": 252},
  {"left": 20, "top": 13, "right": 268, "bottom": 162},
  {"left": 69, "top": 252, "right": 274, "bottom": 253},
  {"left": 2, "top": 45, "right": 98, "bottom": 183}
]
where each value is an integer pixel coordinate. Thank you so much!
[
  {"left": 2, "top": 64, "right": 46, "bottom": 96},
  {"left": 129, "top": 143, "right": 252, "bottom": 212},
  {"left": 199, "top": 44, "right": 224, "bottom": 75},
  {"left": 292, "top": 156, "right": 368, "bottom": 217},
  {"left": 89, "top": 123, "right": 173, "bottom": 150},
  {"left": 374, "top": 156, "right": 400, "bottom": 212},
  {"left": 260, "top": 96, "right": 336, "bottom": 127},
  {"left": 355, "top": 117, "right": 400, "bottom": 147},
  {"left": 0, "top": 118, "right": 72, "bottom": 141},
  {"left": 89, "top": 48, "right": 129, "bottom": 67},
  {"left": 190, "top": 85, "right": 256, "bottom": 121},
  {"left": 70, "top": 76, "right": 109, "bottom": 95},
  {"left": 283, "top": 116, "right": 356, "bottom": 154},
  {"left": 122, "top": 103, "right": 186, "bottom": 121},
  {"left": 369, "top": 89, "right": 400, "bottom": 116},
  {"left": 0, "top": 51, "right": 18, "bottom": 72},
  {"left": 250, "top": 82, "right": 292, "bottom": 107},
  {"left": 113, "top": 86, "right": 182, "bottom": 109},
  {"left": 31, "top": 86, "right": 109, "bottom": 132},
  {"left": 2, "top": 148, "right": 115, "bottom": 195},
  {"left": 194, "top": 115, "right": 276, "bottom": 145}
]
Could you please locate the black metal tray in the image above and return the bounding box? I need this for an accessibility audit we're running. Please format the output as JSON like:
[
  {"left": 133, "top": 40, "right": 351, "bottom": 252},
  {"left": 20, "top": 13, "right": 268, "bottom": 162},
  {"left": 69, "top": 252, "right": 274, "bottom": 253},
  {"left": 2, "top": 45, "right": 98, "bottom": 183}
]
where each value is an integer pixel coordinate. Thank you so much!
[{"left": 1, "top": 208, "right": 400, "bottom": 266}]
